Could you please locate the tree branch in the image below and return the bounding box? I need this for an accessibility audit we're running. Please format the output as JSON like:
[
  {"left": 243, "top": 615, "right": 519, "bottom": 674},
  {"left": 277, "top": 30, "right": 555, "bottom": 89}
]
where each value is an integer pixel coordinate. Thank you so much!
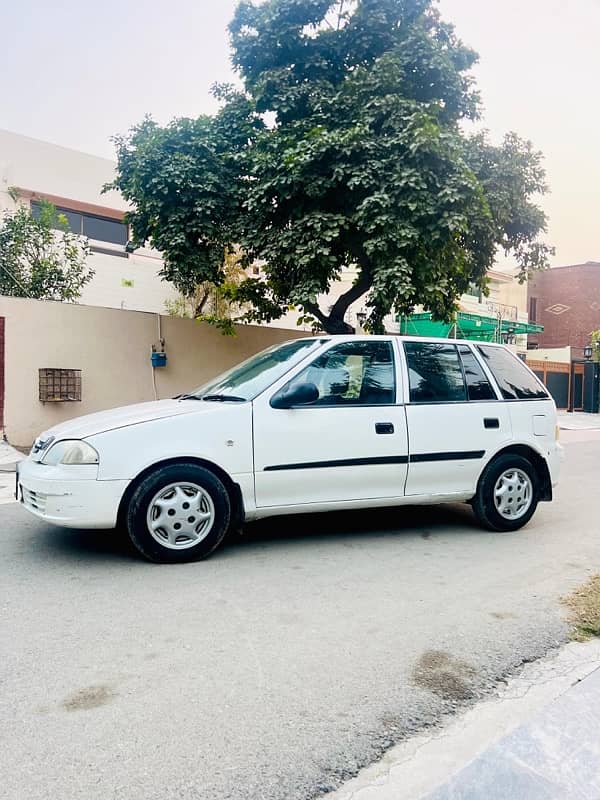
[
  {"left": 194, "top": 287, "right": 212, "bottom": 317},
  {"left": 328, "top": 269, "right": 372, "bottom": 319},
  {"left": 303, "top": 301, "right": 327, "bottom": 324},
  {"left": 302, "top": 268, "right": 373, "bottom": 335}
]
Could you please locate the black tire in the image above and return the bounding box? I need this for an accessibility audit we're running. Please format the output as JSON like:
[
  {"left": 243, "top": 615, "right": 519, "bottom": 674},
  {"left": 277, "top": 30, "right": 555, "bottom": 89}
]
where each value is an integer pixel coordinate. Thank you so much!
[
  {"left": 472, "top": 453, "right": 540, "bottom": 532},
  {"left": 126, "top": 463, "right": 231, "bottom": 563}
]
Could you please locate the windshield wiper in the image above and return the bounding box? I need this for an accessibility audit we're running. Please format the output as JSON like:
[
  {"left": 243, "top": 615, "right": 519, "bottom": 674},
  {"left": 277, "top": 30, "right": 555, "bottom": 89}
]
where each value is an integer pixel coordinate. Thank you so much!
[
  {"left": 202, "top": 394, "right": 246, "bottom": 402},
  {"left": 174, "top": 394, "right": 203, "bottom": 400}
]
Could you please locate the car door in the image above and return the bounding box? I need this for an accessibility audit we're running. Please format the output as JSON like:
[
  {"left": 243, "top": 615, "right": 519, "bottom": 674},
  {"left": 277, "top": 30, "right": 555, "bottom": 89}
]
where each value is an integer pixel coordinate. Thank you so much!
[
  {"left": 402, "top": 341, "right": 512, "bottom": 496},
  {"left": 252, "top": 339, "right": 409, "bottom": 508}
]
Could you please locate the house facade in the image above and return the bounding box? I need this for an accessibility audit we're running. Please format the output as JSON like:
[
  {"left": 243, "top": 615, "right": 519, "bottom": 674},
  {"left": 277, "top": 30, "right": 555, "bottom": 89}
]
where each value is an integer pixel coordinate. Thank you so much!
[
  {"left": 268, "top": 265, "right": 535, "bottom": 353},
  {"left": 0, "top": 129, "right": 177, "bottom": 313},
  {"left": 527, "top": 262, "right": 600, "bottom": 357},
  {"left": 399, "top": 267, "right": 538, "bottom": 356}
]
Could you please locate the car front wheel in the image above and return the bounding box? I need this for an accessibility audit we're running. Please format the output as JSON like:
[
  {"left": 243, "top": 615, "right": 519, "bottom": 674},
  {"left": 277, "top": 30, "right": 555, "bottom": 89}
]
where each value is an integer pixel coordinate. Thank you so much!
[
  {"left": 472, "top": 453, "right": 539, "bottom": 532},
  {"left": 126, "top": 463, "right": 231, "bottom": 563}
]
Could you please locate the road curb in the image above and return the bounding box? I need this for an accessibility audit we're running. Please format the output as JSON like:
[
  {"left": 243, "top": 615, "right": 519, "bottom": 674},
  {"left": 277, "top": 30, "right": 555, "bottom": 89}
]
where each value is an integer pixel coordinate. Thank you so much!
[{"left": 325, "top": 639, "right": 600, "bottom": 800}]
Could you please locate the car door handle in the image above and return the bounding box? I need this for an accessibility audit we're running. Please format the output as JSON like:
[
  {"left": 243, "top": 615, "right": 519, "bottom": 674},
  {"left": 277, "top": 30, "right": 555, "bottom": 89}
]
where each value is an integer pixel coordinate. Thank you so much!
[
  {"left": 484, "top": 417, "right": 500, "bottom": 429},
  {"left": 375, "top": 422, "right": 394, "bottom": 434}
]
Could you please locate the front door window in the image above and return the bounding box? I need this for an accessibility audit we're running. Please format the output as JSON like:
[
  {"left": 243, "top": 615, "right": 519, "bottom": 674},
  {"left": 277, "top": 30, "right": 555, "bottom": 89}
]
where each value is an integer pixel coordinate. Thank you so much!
[{"left": 282, "top": 340, "right": 396, "bottom": 406}]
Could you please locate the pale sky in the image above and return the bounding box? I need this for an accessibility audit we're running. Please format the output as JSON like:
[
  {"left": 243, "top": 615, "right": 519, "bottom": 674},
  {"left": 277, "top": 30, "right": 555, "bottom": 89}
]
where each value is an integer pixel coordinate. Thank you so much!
[{"left": 1, "top": 0, "right": 598, "bottom": 266}]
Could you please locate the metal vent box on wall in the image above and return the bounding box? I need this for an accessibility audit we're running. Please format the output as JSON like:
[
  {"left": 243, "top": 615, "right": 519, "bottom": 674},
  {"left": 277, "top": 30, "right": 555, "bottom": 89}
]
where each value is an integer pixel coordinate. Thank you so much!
[{"left": 39, "top": 369, "right": 82, "bottom": 402}]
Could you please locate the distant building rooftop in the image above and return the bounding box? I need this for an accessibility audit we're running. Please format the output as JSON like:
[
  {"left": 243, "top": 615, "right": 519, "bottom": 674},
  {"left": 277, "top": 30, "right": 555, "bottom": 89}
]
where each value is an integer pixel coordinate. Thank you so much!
[{"left": 546, "top": 261, "right": 600, "bottom": 271}]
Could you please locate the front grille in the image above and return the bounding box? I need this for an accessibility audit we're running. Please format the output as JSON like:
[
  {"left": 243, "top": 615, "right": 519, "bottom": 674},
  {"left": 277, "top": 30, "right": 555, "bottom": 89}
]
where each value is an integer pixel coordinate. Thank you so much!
[{"left": 22, "top": 487, "right": 48, "bottom": 514}]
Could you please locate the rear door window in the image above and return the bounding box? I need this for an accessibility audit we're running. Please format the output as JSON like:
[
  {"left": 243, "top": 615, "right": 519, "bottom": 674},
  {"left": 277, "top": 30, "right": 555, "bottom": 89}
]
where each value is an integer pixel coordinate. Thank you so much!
[
  {"left": 404, "top": 342, "right": 466, "bottom": 403},
  {"left": 477, "top": 345, "right": 549, "bottom": 400}
]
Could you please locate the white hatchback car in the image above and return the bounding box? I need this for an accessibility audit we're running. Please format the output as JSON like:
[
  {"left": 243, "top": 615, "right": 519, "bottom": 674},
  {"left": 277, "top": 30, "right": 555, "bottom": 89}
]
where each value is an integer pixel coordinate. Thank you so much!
[{"left": 17, "top": 336, "right": 561, "bottom": 563}]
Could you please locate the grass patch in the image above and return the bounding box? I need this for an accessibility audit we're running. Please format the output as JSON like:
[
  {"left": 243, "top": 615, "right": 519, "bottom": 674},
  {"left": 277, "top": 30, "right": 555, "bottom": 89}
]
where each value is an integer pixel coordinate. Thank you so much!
[{"left": 563, "top": 574, "right": 600, "bottom": 641}]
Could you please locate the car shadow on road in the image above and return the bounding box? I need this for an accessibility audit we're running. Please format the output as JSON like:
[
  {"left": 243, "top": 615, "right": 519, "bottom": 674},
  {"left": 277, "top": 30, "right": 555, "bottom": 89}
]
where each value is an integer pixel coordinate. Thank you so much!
[
  {"left": 235, "top": 502, "right": 481, "bottom": 549},
  {"left": 35, "top": 503, "right": 481, "bottom": 564},
  {"left": 37, "top": 525, "right": 141, "bottom": 564}
]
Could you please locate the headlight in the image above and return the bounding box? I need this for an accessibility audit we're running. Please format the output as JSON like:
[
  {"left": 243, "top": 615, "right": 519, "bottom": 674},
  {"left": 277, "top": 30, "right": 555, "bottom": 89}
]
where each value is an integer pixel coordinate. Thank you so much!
[{"left": 41, "top": 440, "right": 99, "bottom": 466}]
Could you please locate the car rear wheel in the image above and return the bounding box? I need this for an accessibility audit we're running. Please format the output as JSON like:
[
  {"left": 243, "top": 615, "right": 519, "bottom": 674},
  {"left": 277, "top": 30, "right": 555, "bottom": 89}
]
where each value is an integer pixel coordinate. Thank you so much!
[
  {"left": 472, "top": 453, "right": 539, "bottom": 532},
  {"left": 126, "top": 463, "right": 231, "bottom": 563}
]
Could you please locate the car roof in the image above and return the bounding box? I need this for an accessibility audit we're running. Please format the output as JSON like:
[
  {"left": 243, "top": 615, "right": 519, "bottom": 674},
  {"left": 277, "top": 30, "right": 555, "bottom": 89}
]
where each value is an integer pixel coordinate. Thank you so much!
[{"left": 295, "top": 334, "right": 506, "bottom": 348}]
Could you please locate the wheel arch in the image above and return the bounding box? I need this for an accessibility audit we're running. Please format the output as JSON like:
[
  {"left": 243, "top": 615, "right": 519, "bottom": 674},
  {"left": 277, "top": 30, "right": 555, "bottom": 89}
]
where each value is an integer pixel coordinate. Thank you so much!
[
  {"left": 479, "top": 444, "right": 552, "bottom": 502},
  {"left": 117, "top": 457, "right": 245, "bottom": 529}
]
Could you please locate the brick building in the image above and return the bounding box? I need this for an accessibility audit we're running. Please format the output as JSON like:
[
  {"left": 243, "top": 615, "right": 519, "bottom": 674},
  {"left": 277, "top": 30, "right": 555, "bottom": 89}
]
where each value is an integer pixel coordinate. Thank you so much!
[{"left": 527, "top": 261, "right": 600, "bottom": 355}]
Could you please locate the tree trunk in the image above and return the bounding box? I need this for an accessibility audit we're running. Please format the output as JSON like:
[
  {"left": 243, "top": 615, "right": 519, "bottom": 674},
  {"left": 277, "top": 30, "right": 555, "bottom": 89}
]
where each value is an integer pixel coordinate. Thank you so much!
[
  {"left": 322, "top": 312, "right": 356, "bottom": 335},
  {"left": 305, "top": 269, "right": 372, "bottom": 335},
  {"left": 193, "top": 287, "right": 212, "bottom": 317}
]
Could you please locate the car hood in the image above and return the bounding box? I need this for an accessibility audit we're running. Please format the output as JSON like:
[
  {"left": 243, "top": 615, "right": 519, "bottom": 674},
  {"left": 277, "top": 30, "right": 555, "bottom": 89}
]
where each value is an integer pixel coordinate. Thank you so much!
[{"left": 35, "top": 399, "right": 224, "bottom": 442}]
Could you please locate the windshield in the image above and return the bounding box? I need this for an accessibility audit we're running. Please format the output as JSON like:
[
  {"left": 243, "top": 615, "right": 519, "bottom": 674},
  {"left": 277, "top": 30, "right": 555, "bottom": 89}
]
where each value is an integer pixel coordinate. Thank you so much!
[{"left": 187, "top": 339, "right": 324, "bottom": 402}]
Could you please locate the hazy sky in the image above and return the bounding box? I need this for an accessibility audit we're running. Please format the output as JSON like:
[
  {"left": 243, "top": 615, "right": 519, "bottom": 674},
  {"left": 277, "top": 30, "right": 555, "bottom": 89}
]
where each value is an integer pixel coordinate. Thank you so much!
[{"left": 1, "top": 0, "right": 598, "bottom": 266}]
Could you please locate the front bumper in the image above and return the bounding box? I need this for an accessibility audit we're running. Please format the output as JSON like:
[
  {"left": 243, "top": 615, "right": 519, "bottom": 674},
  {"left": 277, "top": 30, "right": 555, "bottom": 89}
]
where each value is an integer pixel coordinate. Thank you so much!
[{"left": 17, "top": 459, "right": 129, "bottom": 529}]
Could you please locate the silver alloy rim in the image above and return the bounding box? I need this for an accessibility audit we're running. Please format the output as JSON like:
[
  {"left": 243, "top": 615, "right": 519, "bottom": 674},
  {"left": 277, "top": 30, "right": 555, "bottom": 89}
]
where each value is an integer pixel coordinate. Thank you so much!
[
  {"left": 146, "top": 482, "right": 215, "bottom": 550},
  {"left": 493, "top": 468, "right": 533, "bottom": 520}
]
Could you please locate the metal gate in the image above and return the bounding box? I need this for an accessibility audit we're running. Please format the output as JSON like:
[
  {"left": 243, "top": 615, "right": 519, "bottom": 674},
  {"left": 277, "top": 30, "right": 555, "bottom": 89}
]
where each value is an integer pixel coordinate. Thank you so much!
[
  {"left": 582, "top": 361, "right": 600, "bottom": 413},
  {"left": 528, "top": 358, "right": 600, "bottom": 412},
  {"left": 572, "top": 363, "right": 585, "bottom": 411},
  {"left": 527, "top": 360, "right": 570, "bottom": 409}
]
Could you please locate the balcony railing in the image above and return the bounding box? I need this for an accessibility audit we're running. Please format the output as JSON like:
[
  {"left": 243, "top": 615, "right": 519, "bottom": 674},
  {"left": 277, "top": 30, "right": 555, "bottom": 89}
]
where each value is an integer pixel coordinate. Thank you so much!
[{"left": 484, "top": 300, "right": 518, "bottom": 322}]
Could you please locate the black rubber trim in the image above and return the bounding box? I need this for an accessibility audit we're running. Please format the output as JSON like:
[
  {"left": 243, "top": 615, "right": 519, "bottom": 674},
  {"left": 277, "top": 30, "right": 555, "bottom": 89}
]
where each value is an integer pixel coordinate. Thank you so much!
[
  {"left": 264, "top": 455, "right": 409, "bottom": 471},
  {"left": 264, "top": 450, "right": 485, "bottom": 471},
  {"left": 409, "top": 450, "right": 485, "bottom": 463}
]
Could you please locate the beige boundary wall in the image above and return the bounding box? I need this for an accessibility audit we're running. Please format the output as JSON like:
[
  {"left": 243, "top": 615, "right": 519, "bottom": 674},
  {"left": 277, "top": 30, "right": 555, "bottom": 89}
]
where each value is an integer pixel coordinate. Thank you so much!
[
  {"left": 525, "top": 346, "right": 572, "bottom": 364},
  {"left": 0, "top": 296, "right": 305, "bottom": 448}
]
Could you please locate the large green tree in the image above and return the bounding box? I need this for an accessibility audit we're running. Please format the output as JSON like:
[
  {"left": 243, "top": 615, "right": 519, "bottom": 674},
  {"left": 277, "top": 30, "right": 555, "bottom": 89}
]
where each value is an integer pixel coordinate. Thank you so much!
[
  {"left": 109, "top": 0, "right": 552, "bottom": 334},
  {"left": 0, "top": 198, "right": 93, "bottom": 301}
]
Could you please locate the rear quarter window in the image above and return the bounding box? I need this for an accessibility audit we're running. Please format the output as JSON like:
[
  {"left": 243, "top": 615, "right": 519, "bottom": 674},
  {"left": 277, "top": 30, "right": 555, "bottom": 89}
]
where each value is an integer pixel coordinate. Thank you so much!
[
  {"left": 458, "top": 345, "right": 497, "bottom": 401},
  {"left": 477, "top": 346, "right": 549, "bottom": 400}
]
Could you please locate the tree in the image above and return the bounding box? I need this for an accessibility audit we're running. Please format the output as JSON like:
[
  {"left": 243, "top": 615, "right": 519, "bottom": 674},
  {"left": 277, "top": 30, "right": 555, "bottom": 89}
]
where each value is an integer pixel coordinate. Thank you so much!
[
  {"left": 109, "top": 0, "right": 553, "bottom": 334},
  {"left": 0, "top": 197, "right": 94, "bottom": 301},
  {"left": 164, "top": 247, "right": 248, "bottom": 334}
]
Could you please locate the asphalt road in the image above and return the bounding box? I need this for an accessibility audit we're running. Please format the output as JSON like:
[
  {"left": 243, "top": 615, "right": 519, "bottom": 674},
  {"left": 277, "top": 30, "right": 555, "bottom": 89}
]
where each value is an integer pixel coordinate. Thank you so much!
[{"left": 1, "top": 433, "right": 598, "bottom": 800}]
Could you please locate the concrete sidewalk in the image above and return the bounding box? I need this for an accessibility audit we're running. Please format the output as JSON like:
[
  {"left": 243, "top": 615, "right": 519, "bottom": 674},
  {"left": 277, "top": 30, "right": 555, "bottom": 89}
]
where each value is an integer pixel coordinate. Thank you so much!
[
  {"left": 0, "top": 439, "right": 23, "bottom": 472},
  {"left": 557, "top": 411, "right": 600, "bottom": 430},
  {"left": 326, "top": 639, "right": 600, "bottom": 800},
  {"left": 423, "top": 662, "right": 600, "bottom": 799}
]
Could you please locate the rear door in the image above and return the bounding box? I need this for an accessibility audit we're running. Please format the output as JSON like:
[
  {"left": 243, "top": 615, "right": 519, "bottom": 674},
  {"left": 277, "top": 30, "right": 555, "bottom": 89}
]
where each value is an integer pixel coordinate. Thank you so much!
[
  {"left": 402, "top": 341, "right": 512, "bottom": 496},
  {"left": 252, "top": 339, "right": 409, "bottom": 508},
  {"left": 475, "top": 343, "right": 556, "bottom": 450}
]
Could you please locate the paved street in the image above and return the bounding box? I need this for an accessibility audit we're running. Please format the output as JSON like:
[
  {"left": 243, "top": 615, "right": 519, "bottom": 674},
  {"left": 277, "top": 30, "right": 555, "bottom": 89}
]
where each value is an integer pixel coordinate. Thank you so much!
[{"left": 1, "top": 432, "right": 599, "bottom": 800}]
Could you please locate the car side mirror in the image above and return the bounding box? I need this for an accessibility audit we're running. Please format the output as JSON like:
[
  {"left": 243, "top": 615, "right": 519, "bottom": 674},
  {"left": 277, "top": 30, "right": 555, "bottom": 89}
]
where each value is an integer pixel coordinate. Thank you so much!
[{"left": 270, "top": 382, "right": 319, "bottom": 409}]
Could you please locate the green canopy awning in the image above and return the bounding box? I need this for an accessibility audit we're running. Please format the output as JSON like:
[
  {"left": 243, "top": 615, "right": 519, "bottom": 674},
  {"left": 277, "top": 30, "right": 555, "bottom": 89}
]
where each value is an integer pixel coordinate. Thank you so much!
[{"left": 398, "top": 312, "right": 543, "bottom": 342}]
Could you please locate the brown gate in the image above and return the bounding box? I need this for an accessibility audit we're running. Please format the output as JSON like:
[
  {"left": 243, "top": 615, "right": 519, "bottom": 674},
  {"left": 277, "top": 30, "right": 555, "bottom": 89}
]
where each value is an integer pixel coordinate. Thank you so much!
[
  {"left": 0, "top": 317, "right": 5, "bottom": 429},
  {"left": 527, "top": 359, "right": 571, "bottom": 409}
]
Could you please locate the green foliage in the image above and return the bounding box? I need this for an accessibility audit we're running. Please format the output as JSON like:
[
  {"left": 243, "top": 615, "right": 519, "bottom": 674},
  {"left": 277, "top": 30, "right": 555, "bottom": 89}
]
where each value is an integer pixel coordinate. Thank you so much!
[
  {"left": 107, "top": 106, "right": 260, "bottom": 298},
  {"left": 110, "top": 0, "right": 552, "bottom": 334},
  {"left": 164, "top": 248, "right": 247, "bottom": 335},
  {"left": 0, "top": 199, "right": 93, "bottom": 301},
  {"left": 590, "top": 330, "right": 600, "bottom": 362}
]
